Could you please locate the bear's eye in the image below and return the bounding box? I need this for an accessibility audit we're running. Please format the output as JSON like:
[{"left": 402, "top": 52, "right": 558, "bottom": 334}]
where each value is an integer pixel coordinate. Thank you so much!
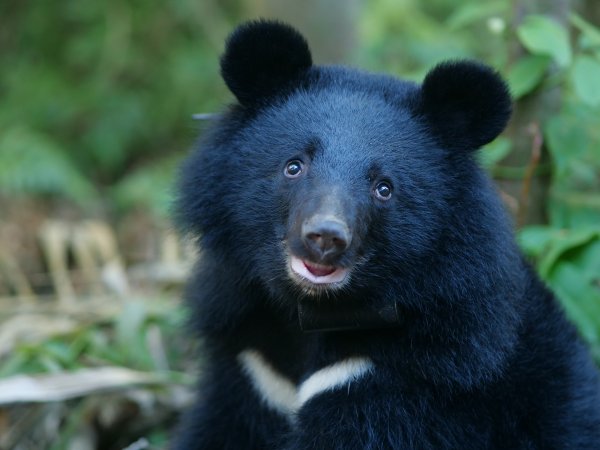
[
  {"left": 374, "top": 181, "right": 392, "bottom": 200},
  {"left": 284, "top": 160, "right": 304, "bottom": 178}
]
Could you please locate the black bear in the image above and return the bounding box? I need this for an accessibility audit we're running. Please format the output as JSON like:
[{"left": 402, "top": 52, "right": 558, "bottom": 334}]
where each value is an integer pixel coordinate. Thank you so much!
[{"left": 173, "top": 20, "right": 600, "bottom": 449}]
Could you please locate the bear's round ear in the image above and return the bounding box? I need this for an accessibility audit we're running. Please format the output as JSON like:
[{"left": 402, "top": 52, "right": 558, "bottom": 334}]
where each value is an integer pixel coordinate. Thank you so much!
[
  {"left": 220, "top": 20, "right": 313, "bottom": 106},
  {"left": 418, "top": 61, "right": 512, "bottom": 151}
]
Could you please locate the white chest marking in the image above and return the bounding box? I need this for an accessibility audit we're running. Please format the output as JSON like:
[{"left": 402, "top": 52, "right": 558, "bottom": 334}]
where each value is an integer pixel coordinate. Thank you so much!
[
  {"left": 297, "top": 357, "right": 374, "bottom": 406},
  {"left": 238, "top": 350, "right": 298, "bottom": 414},
  {"left": 237, "top": 349, "right": 374, "bottom": 416}
]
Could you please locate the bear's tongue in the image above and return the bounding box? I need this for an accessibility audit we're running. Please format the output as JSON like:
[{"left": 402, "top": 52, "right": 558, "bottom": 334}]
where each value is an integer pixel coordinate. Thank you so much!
[
  {"left": 304, "top": 261, "right": 336, "bottom": 277},
  {"left": 290, "top": 256, "right": 348, "bottom": 284}
]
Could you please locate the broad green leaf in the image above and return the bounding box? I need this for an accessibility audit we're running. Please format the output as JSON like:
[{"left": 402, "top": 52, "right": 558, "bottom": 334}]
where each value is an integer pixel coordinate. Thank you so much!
[
  {"left": 550, "top": 263, "right": 600, "bottom": 343},
  {"left": 566, "top": 239, "right": 600, "bottom": 282},
  {"left": 571, "top": 56, "right": 600, "bottom": 106},
  {"left": 506, "top": 55, "right": 551, "bottom": 98},
  {"left": 516, "top": 15, "right": 572, "bottom": 67},
  {"left": 517, "top": 225, "right": 559, "bottom": 257},
  {"left": 538, "top": 229, "right": 599, "bottom": 277}
]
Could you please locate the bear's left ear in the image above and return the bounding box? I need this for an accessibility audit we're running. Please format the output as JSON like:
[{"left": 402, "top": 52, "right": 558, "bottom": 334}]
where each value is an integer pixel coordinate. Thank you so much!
[
  {"left": 417, "top": 61, "right": 512, "bottom": 151},
  {"left": 220, "top": 20, "right": 313, "bottom": 106}
]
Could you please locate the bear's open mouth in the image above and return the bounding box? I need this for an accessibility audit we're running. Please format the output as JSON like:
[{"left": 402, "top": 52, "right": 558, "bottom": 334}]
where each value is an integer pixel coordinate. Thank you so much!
[{"left": 290, "top": 255, "right": 348, "bottom": 285}]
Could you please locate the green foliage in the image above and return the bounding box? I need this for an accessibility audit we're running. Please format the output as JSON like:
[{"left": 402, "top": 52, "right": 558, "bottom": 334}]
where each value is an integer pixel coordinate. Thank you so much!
[
  {"left": 477, "top": 137, "right": 512, "bottom": 170},
  {"left": 111, "top": 156, "right": 181, "bottom": 216},
  {"left": 506, "top": 55, "right": 551, "bottom": 99},
  {"left": 571, "top": 56, "right": 600, "bottom": 106},
  {"left": 445, "top": 2, "right": 507, "bottom": 30},
  {"left": 359, "top": 0, "right": 511, "bottom": 78},
  {"left": 570, "top": 13, "right": 600, "bottom": 50},
  {"left": 0, "top": 299, "right": 190, "bottom": 377},
  {"left": 545, "top": 102, "right": 600, "bottom": 198},
  {"left": 0, "top": 126, "right": 96, "bottom": 204},
  {"left": 510, "top": 13, "right": 600, "bottom": 357},
  {"left": 519, "top": 228, "right": 600, "bottom": 358},
  {"left": 0, "top": 0, "right": 237, "bottom": 216},
  {"left": 516, "top": 15, "right": 572, "bottom": 67}
]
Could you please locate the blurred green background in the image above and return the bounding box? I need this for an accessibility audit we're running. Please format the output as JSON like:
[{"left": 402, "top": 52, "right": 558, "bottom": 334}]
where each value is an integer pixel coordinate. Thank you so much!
[{"left": 0, "top": 0, "right": 599, "bottom": 449}]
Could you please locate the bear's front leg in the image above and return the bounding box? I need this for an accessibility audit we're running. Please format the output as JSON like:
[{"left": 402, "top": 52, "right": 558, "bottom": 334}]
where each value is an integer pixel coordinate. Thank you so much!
[
  {"left": 282, "top": 356, "right": 402, "bottom": 450},
  {"left": 171, "top": 350, "right": 294, "bottom": 450}
]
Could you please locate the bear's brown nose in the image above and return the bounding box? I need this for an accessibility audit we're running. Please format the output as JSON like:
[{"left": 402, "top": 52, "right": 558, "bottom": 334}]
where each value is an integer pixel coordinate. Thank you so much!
[{"left": 302, "top": 217, "right": 351, "bottom": 260}]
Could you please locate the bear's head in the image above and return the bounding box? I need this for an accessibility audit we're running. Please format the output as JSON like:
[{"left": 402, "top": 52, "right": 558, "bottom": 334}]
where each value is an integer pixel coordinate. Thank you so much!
[{"left": 178, "top": 21, "right": 519, "bottom": 332}]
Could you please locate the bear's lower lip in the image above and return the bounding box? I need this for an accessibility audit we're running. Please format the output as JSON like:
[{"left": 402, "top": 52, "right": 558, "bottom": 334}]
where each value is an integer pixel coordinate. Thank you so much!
[{"left": 290, "top": 256, "right": 348, "bottom": 284}]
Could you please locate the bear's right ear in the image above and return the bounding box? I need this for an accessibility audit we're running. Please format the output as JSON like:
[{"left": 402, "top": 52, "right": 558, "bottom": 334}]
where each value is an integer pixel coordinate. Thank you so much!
[
  {"left": 417, "top": 60, "right": 512, "bottom": 151},
  {"left": 220, "top": 20, "right": 313, "bottom": 106}
]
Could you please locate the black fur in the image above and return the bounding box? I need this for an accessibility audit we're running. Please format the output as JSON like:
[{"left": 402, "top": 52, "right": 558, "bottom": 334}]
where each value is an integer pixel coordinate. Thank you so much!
[
  {"left": 220, "top": 20, "right": 312, "bottom": 107},
  {"left": 418, "top": 61, "right": 512, "bottom": 151},
  {"left": 172, "top": 20, "right": 600, "bottom": 449}
]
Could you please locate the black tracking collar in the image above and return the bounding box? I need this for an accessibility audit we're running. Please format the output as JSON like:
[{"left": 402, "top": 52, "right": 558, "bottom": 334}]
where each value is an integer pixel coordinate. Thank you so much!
[{"left": 298, "top": 297, "right": 400, "bottom": 332}]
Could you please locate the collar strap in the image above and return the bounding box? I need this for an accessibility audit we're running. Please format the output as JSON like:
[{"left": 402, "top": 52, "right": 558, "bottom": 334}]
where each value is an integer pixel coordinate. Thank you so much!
[{"left": 298, "top": 297, "right": 400, "bottom": 332}]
